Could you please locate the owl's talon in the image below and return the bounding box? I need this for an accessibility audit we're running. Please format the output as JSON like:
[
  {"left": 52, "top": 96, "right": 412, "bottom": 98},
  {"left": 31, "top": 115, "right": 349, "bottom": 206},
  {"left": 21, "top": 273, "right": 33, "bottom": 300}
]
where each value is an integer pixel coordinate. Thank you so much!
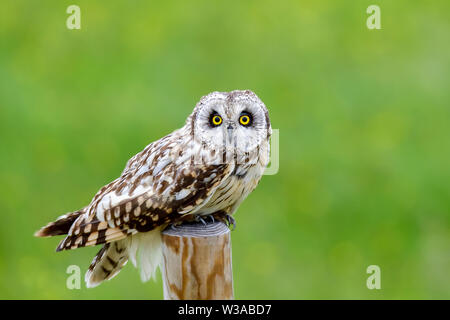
[
  {"left": 195, "top": 215, "right": 207, "bottom": 226},
  {"left": 226, "top": 215, "right": 236, "bottom": 230},
  {"left": 208, "top": 215, "right": 215, "bottom": 223}
]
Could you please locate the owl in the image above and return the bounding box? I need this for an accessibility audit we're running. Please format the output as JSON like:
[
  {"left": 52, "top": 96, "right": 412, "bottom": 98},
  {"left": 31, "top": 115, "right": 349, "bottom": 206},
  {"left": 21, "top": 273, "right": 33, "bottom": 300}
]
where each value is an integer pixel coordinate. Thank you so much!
[{"left": 35, "top": 90, "right": 272, "bottom": 288}]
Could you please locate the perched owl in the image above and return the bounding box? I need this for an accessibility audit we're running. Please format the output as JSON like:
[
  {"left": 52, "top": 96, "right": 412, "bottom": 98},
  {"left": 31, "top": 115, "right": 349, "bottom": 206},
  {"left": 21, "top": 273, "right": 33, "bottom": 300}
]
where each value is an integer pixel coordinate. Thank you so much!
[{"left": 35, "top": 90, "right": 272, "bottom": 287}]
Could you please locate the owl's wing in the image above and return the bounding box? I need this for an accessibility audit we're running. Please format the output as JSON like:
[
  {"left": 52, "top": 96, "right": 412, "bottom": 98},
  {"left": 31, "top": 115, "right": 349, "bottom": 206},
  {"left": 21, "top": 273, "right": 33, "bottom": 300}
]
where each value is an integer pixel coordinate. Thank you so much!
[{"left": 57, "top": 139, "right": 232, "bottom": 251}]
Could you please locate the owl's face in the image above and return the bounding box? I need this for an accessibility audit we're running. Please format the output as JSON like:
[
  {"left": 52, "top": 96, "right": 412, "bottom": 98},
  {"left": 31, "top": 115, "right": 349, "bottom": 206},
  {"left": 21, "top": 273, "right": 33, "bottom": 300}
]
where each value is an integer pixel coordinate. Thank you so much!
[{"left": 190, "top": 90, "right": 271, "bottom": 157}]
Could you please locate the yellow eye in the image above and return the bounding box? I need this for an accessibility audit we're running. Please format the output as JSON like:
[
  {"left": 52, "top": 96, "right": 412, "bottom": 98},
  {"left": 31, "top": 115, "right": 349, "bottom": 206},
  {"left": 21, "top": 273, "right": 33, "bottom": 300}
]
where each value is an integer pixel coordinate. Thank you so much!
[
  {"left": 211, "top": 115, "right": 222, "bottom": 126},
  {"left": 239, "top": 114, "right": 251, "bottom": 126}
]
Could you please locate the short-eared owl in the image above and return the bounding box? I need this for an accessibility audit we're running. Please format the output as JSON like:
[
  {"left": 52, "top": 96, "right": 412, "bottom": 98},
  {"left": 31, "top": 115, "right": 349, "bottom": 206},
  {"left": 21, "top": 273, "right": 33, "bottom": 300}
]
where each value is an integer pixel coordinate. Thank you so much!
[{"left": 35, "top": 90, "right": 272, "bottom": 287}]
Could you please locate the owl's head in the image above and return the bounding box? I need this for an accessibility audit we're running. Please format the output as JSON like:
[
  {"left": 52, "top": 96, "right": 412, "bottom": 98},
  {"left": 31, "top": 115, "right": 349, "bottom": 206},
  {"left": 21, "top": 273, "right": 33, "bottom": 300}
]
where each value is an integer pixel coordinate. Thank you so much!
[{"left": 188, "top": 90, "right": 271, "bottom": 155}]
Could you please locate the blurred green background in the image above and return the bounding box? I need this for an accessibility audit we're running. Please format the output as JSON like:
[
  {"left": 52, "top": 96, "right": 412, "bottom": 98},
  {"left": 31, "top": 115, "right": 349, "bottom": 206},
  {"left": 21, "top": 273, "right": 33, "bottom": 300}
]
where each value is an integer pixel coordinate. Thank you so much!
[{"left": 0, "top": 0, "right": 449, "bottom": 299}]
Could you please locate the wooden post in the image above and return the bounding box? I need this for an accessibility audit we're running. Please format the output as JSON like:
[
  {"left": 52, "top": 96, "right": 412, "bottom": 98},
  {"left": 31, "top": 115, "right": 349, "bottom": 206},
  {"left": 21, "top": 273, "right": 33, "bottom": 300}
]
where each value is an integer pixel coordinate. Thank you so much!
[{"left": 161, "top": 221, "right": 234, "bottom": 300}]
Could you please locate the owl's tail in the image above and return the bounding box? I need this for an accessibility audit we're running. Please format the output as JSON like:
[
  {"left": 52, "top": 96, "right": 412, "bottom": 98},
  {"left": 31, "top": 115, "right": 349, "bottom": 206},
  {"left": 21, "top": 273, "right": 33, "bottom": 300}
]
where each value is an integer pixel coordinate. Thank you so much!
[
  {"left": 85, "top": 239, "right": 129, "bottom": 288},
  {"left": 84, "top": 228, "right": 163, "bottom": 288}
]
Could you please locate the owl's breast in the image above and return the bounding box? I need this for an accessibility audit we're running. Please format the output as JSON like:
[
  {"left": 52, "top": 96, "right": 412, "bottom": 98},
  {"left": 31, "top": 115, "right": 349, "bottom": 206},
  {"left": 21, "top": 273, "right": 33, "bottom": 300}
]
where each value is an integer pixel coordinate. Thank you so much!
[
  {"left": 195, "top": 162, "right": 264, "bottom": 216},
  {"left": 191, "top": 137, "right": 270, "bottom": 216}
]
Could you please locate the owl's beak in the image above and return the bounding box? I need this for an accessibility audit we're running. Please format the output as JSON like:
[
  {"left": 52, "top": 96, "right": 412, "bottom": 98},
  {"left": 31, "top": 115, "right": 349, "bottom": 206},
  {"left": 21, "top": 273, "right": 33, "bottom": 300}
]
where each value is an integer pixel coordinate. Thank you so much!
[{"left": 226, "top": 124, "right": 234, "bottom": 144}]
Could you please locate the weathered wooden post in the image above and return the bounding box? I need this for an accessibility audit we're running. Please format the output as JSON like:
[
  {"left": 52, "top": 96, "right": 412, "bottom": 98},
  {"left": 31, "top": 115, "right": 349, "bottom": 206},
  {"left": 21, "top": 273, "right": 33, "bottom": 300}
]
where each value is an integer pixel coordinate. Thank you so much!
[{"left": 161, "top": 221, "right": 234, "bottom": 300}]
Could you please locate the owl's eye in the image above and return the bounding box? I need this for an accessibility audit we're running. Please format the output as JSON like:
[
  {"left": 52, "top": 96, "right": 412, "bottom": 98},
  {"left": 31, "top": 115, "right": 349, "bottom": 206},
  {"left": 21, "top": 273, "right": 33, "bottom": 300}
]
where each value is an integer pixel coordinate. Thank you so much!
[
  {"left": 210, "top": 114, "right": 223, "bottom": 127},
  {"left": 239, "top": 112, "right": 252, "bottom": 126}
]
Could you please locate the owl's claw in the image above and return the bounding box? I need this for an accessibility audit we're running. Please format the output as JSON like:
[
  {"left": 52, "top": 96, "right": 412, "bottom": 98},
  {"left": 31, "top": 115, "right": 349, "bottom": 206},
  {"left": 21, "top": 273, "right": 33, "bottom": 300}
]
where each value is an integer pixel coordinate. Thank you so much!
[
  {"left": 208, "top": 215, "right": 215, "bottom": 223},
  {"left": 226, "top": 214, "right": 236, "bottom": 231},
  {"left": 211, "top": 212, "right": 236, "bottom": 230},
  {"left": 195, "top": 215, "right": 207, "bottom": 226}
]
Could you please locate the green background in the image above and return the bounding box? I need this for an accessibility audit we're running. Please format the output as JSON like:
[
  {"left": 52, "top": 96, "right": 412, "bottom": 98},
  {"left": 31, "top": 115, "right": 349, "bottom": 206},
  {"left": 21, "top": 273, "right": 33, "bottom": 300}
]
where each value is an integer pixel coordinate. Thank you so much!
[{"left": 1, "top": 0, "right": 449, "bottom": 299}]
